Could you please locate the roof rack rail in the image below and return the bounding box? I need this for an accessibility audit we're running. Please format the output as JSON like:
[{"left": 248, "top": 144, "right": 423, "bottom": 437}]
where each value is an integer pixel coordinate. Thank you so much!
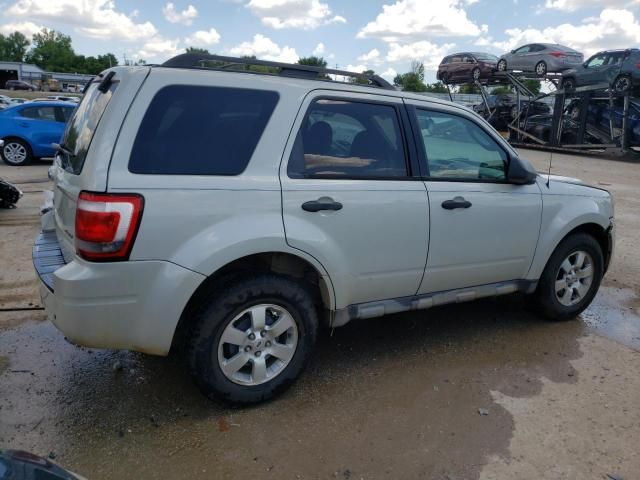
[{"left": 161, "top": 53, "right": 395, "bottom": 90}]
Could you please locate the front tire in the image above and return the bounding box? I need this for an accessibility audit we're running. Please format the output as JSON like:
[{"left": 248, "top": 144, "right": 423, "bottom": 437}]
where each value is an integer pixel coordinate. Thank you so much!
[
  {"left": 187, "top": 274, "right": 319, "bottom": 404},
  {"left": 613, "top": 75, "right": 631, "bottom": 93},
  {"left": 534, "top": 233, "right": 603, "bottom": 321},
  {"left": 562, "top": 77, "right": 576, "bottom": 93},
  {"left": 1, "top": 138, "right": 32, "bottom": 166},
  {"left": 535, "top": 61, "right": 547, "bottom": 76},
  {"left": 471, "top": 67, "right": 481, "bottom": 81},
  {"left": 497, "top": 59, "right": 507, "bottom": 72}
]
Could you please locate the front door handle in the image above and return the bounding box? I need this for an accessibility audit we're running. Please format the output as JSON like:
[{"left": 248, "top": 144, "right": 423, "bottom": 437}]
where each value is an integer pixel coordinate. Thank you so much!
[
  {"left": 441, "top": 196, "right": 472, "bottom": 210},
  {"left": 302, "top": 197, "right": 343, "bottom": 212}
]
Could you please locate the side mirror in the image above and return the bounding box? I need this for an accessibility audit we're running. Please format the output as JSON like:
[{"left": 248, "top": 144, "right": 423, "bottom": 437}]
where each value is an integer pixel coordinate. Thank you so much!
[
  {"left": 510, "top": 50, "right": 515, "bottom": 54},
  {"left": 507, "top": 155, "right": 537, "bottom": 185}
]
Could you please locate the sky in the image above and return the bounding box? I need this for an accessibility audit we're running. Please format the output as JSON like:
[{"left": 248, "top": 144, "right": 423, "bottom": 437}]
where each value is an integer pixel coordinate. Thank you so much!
[{"left": 0, "top": 0, "right": 639, "bottom": 82}]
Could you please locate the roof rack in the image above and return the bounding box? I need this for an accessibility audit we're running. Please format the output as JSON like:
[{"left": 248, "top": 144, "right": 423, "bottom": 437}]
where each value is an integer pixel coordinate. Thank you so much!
[{"left": 161, "top": 53, "right": 395, "bottom": 90}]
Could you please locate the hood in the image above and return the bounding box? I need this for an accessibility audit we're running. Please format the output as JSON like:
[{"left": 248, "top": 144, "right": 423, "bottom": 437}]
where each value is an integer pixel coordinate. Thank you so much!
[{"left": 538, "top": 173, "right": 611, "bottom": 195}]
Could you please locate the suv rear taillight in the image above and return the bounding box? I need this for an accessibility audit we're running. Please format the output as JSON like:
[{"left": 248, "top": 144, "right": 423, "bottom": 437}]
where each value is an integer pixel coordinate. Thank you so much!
[{"left": 75, "top": 192, "right": 144, "bottom": 261}]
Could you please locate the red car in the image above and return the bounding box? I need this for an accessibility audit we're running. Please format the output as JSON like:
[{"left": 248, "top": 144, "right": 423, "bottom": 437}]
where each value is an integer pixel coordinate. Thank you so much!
[{"left": 437, "top": 52, "right": 499, "bottom": 84}]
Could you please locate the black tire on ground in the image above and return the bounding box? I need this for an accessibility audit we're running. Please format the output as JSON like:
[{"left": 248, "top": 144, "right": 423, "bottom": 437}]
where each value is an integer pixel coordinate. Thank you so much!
[
  {"left": 533, "top": 233, "right": 604, "bottom": 321},
  {"left": 535, "top": 61, "right": 547, "bottom": 76},
  {"left": 1, "top": 138, "right": 32, "bottom": 166},
  {"left": 613, "top": 75, "right": 632, "bottom": 93},
  {"left": 187, "top": 274, "right": 319, "bottom": 405},
  {"left": 562, "top": 77, "right": 576, "bottom": 92},
  {"left": 497, "top": 59, "right": 507, "bottom": 72}
]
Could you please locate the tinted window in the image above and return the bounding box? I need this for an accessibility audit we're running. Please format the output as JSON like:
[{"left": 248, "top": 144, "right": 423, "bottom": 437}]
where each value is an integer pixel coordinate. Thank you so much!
[
  {"left": 129, "top": 86, "right": 278, "bottom": 176},
  {"left": 61, "top": 80, "right": 117, "bottom": 174},
  {"left": 20, "top": 106, "right": 57, "bottom": 121},
  {"left": 415, "top": 109, "right": 507, "bottom": 181},
  {"left": 288, "top": 99, "right": 407, "bottom": 179},
  {"left": 58, "top": 106, "right": 75, "bottom": 122},
  {"left": 530, "top": 44, "right": 545, "bottom": 52},
  {"left": 606, "top": 52, "right": 625, "bottom": 66},
  {"left": 514, "top": 45, "right": 530, "bottom": 54}
]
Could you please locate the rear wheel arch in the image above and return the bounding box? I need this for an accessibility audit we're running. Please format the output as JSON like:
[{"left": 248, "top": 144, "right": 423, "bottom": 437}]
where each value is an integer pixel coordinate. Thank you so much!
[{"left": 172, "top": 252, "right": 334, "bottom": 352}]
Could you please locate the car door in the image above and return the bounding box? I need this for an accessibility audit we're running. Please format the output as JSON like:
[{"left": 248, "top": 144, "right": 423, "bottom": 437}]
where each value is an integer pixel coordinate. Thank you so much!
[
  {"left": 601, "top": 51, "right": 625, "bottom": 84},
  {"left": 17, "top": 106, "right": 62, "bottom": 156},
  {"left": 510, "top": 45, "right": 531, "bottom": 70},
  {"left": 280, "top": 91, "right": 429, "bottom": 309},
  {"left": 405, "top": 101, "right": 542, "bottom": 294},
  {"left": 579, "top": 53, "right": 607, "bottom": 86}
]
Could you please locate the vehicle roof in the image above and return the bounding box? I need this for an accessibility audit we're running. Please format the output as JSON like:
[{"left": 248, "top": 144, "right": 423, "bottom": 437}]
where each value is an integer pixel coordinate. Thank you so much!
[
  {"left": 148, "top": 64, "right": 466, "bottom": 112},
  {"left": 5, "top": 100, "right": 75, "bottom": 109}
]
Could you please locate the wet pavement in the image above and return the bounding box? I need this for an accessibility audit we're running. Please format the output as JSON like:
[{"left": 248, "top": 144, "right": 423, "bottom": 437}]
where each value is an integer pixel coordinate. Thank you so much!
[{"left": 1, "top": 152, "right": 640, "bottom": 479}]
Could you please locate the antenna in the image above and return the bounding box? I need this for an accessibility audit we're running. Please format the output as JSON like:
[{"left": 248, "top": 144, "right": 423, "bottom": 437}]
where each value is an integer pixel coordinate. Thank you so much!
[{"left": 546, "top": 151, "right": 553, "bottom": 187}]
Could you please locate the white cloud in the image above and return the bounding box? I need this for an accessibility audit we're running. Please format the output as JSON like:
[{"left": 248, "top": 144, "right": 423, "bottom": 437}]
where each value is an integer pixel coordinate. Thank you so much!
[
  {"left": 386, "top": 40, "right": 455, "bottom": 69},
  {"left": 380, "top": 67, "right": 398, "bottom": 81},
  {"left": 312, "top": 42, "right": 325, "bottom": 55},
  {"left": 345, "top": 63, "right": 369, "bottom": 73},
  {"left": 163, "top": 2, "right": 198, "bottom": 25},
  {"left": 228, "top": 34, "right": 299, "bottom": 63},
  {"left": 358, "top": 48, "right": 381, "bottom": 63},
  {"left": 544, "top": 0, "right": 640, "bottom": 11},
  {"left": 246, "top": 0, "right": 346, "bottom": 29},
  {"left": 184, "top": 28, "right": 221, "bottom": 47},
  {"left": 357, "top": 0, "right": 486, "bottom": 41},
  {"left": 136, "top": 36, "right": 181, "bottom": 61},
  {"left": 493, "top": 8, "right": 640, "bottom": 57},
  {"left": 6, "top": 0, "right": 157, "bottom": 41},
  {"left": 0, "top": 21, "right": 44, "bottom": 37}
]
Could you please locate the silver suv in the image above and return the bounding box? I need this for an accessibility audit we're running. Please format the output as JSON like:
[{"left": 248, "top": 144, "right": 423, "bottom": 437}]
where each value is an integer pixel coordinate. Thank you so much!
[{"left": 33, "top": 55, "right": 615, "bottom": 404}]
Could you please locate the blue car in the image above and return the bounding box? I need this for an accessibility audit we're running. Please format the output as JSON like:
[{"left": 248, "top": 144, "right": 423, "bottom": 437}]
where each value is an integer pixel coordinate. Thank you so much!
[{"left": 0, "top": 101, "right": 76, "bottom": 166}]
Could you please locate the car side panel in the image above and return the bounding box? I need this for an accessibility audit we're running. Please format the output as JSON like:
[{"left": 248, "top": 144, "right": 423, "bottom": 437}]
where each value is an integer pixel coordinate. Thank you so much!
[{"left": 526, "top": 179, "right": 613, "bottom": 280}]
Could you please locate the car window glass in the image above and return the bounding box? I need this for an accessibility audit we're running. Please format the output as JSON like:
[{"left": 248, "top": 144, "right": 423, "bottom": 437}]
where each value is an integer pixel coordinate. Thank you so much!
[
  {"left": 531, "top": 44, "right": 545, "bottom": 52},
  {"left": 586, "top": 55, "right": 606, "bottom": 68},
  {"left": 451, "top": 56, "right": 461, "bottom": 63},
  {"left": 415, "top": 109, "right": 507, "bottom": 181},
  {"left": 130, "top": 85, "right": 279, "bottom": 175},
  {"left": 605, "top": 52, "right": 624, "bottom": 66},
  {"left": 19, "top": 106, "right": 56, "bottom": 121},
  {"left": 288, "top": 99, "right": 407, "bottom": 179},
  {"left": 515, "top": 45, "right": 530, "bottom": 54}
]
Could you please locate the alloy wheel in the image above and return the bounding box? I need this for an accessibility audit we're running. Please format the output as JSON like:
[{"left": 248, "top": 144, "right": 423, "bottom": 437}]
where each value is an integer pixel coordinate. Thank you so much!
[
  {"left": 555, "top": 250, "right": 594, "bottom": 307},
  {"left": 217, "top": 304, "right": 299, "bottom": 386},
  {"left": 472, "top": 68, "right": 481, "bottom": 81},
  {"left": 614, "top": 76, "right": 631, "bottom": 93},
  {"left": 497, "top": 60, "right": 507, "bottom": 72},
  {"left": 535, "top": 62, "right": 547, "bottom": 76},
  {"left": 3, "top": 143, "right": 27, "bottom": 165}
]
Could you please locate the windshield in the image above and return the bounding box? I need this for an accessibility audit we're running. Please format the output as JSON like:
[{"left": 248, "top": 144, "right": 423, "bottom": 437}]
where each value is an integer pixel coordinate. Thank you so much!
[{"left": 59, "top": 79, "right": 117, "bottom": 174}]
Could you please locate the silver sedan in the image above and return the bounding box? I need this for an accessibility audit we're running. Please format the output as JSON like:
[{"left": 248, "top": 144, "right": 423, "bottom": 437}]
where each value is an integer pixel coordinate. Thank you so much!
[{"left": 497, "top": 43, "right": 583, "bottom": 75}]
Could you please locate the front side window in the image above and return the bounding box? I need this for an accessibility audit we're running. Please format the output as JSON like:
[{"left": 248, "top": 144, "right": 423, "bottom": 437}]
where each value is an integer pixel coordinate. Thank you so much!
[
  {"left": 415, "top": 109, "right": 507, "bottom": 181},
  {"left": 514, "top": 45, "right": 530, "bottom": 54},
  {"left": 288, "top": 99, "right": 407, "bottom": 179},
  {"left": 586, "top": 54, "right": 606, "bottom": 68},
  {"left": 129, "top": 86, "right": 279, "bottom": 175}
]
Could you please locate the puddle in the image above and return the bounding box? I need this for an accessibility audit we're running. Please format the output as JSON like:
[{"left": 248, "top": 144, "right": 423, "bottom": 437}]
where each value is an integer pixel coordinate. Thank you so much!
[{"left": 582, "top": 287, "right": 640, "bottom": 351}]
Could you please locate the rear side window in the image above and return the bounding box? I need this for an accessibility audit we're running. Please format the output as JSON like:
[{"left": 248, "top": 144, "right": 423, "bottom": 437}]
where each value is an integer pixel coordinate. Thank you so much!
[
  {"left": 129, "top": 86, "right": 279, "bottom": 175},
  {"left": 61, "top": 80, "right": 117, "bottom": 174},
  {"left": 20, "top": 106, "right": 56, "bottom": 121}
]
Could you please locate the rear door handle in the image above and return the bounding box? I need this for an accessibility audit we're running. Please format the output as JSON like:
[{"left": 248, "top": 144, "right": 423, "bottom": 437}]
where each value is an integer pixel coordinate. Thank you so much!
[
  {"left": 302, "top": 197, "right": 343, "bottom": 212},
  {"left": 441, "top": 196, "right": 472, "bottom": 210}
]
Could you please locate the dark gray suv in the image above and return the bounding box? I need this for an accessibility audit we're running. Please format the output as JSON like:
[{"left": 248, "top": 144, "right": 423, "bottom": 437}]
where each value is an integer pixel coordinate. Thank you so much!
[{"left": 562, "top": 49, "right": 640, "bottom": 93}]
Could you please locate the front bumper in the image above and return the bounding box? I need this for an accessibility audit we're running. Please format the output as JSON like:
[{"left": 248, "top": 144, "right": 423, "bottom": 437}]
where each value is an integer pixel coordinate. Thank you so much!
[{"left": 33, "top": 231, "right": 205, "bottom": 356}]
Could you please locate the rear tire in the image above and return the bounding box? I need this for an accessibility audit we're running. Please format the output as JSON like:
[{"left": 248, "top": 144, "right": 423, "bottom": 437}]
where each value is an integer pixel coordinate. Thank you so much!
[
  {"left": 533, "top": 233, "right": 603, "bottom": 321},
  {"left": 535, "top": 61, "right": 547, "bottom": 76},
  {"left": 187, "top": 274, "right": 318, "bottom": 405},
  {"left": 1, "top": 138, "right": 32, "bottom": 166},
  {"left": 562, "top": 77, "right": 576, "bottom": 93},
  {"left": 471, "top": 67, "right": 481, "bottom": 81}
]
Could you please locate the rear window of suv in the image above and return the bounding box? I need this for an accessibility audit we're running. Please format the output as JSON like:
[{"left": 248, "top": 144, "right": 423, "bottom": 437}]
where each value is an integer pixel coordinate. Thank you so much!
[
  {"left": 60, "top": 80, "right": 117, "bottom": 174},
  {"left": 129, "top": 86, "right": 279, "bottom": 176}
]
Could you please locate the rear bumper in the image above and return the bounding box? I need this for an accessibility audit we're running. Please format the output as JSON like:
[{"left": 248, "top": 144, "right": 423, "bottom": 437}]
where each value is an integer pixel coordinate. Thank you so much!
[{"left": 33, "top": 231, "right": 205, "bottom": 356}]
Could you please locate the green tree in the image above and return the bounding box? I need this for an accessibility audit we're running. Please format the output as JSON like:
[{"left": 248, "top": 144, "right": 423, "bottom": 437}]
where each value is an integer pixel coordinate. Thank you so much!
[
  {"left": 458, "top": 83, "right": 480, "bottom": 94},
  {"left": 297, "top": 56, "right": 327, "bottom": 68},
  {"left": 522, "top": 79, "right": 541, "bottom": 95},
  {"left": 25, "top": 28, "right": 76, "bottom": 71},
  {"left": 393, "top": 61, "right": 428, "bottom": 92},
  {"left": 186, "top": 47, "right": 210, "bottom": 55},
  {"left": 349, "top": 69, "right": 376, "bottom": 85},
  {"left": 424, "top": 82, "right": 448, "bottom": 93},
  {"left": 0, "top": 32, "right": 30, "bottom": 62}
]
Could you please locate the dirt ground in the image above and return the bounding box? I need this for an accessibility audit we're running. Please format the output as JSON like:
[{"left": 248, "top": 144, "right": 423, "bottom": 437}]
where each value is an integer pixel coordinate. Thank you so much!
[{"left": 1, "top": 151, "right": 639, "bottom": 480}]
